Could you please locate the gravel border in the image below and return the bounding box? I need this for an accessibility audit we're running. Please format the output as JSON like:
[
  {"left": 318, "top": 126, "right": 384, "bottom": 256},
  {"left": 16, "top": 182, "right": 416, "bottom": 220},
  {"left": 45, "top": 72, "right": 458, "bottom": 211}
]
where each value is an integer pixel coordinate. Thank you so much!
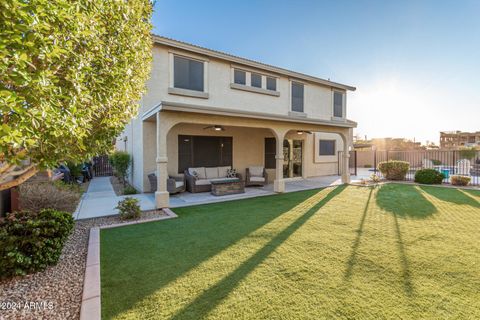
[{"left": 0, "top": 209, "right": 168, "bottom": 320}]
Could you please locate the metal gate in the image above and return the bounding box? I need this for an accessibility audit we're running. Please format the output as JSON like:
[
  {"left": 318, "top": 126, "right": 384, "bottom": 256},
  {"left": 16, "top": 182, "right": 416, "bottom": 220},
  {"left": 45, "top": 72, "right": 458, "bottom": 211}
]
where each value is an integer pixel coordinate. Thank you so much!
[{"left": 93, "top": 155, "right": 113, "bottom": 176}]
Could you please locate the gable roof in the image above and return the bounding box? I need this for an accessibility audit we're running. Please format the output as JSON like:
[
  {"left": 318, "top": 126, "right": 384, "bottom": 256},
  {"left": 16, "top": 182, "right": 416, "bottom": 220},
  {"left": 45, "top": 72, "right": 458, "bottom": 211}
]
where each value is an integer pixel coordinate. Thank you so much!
[{"left": 152, "top": 34, "right": 356, "bottom": 92}]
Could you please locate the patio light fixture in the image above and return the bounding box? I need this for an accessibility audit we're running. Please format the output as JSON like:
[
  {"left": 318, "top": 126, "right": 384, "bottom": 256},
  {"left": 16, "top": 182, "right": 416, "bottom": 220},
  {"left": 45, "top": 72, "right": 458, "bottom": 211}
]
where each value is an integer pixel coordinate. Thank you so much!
[
  {"left": 297, "top": 130, "right": 312, "bottom": 135},
  {"left": 203, "top": 125, "right": 225, "bottom": 131}
]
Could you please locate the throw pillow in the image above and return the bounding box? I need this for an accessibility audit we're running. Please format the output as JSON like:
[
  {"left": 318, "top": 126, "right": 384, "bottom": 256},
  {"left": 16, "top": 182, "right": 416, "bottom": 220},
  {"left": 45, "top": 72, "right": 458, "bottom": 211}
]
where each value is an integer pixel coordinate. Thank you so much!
[
  {"left": 226, "top": 168, "right": 237, "bottom": 178},
  {"left": 191, "top": 170, "right": 199, "bottom": 178}
]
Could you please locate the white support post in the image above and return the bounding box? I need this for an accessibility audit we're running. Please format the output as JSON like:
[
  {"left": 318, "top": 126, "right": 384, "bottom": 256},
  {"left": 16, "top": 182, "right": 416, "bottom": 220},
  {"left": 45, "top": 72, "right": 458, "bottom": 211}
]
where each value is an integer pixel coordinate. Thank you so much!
[
  {"left": 155, "top": 112, "right": 169, "bottom": 208},
  {"left": 341, "top": 134, "right": 351, "bottom": 184},
  {"left": 273, "top": 131, "right": 286, "bottom": 192}
]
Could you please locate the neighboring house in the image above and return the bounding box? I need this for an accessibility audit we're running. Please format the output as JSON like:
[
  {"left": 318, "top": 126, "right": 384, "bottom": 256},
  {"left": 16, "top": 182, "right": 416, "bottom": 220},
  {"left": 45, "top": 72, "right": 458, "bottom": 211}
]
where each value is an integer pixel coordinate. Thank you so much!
[
  {"left": 440, "top": 131, "right": 480, "bottom": 149},
  {"left": 117, "top": 35, "right": 357, "bottom": 208}
]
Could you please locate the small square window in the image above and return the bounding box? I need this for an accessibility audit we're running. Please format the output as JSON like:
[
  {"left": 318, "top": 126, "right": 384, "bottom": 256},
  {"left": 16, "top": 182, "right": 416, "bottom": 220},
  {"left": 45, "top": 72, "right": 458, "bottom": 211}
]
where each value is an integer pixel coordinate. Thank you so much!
[
  {"left": 319, "top": 140, "right": 336, "bottom": 156},
  {"left": 173, "top": 56, "right": 204, "bottom": 92},
  {"left": 266, "top": 77, "right": 276, "bottom": 91},
  {"left": 251, "top": 73, "right": 262, "bottom": 88},
  {"left": 234, "top": 69, "right": 246, "bottom": 85}
]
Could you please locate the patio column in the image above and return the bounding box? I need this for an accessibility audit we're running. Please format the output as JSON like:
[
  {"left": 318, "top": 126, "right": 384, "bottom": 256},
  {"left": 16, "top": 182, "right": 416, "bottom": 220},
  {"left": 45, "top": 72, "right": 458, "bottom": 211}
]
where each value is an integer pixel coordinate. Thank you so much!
[
  {"left": 273, "top": 130, "right": 286, "bottom": 193},
  {"left": 155, "top": 112, "right": 169, "bottom": 208},
  {"left": 341, "top": 132, "right": 351, "bottom": 184}
]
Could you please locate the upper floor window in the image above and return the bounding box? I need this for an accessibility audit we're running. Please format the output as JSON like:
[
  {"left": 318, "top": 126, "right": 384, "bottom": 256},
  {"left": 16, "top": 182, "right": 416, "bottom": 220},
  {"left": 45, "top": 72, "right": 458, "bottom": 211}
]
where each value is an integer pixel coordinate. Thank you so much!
[
  {"left": 333, "top": 91, "right": 344, "bottom": 117},
  {"left": 266, "top": 77, "right": 276, "bottom": 91},
  {"left": 174, "top": 56, "right": 204, "bottom": 92},
  {"left": 234, "top": 69, "right": 246, "bottom": 85},
  {"left": 251, "top": 73, "right": 262, "bottom": 88},
  {"left": 319, "top": 140, "right": 336, "bottom": 156},
  {"left": 291, "top": 82, "right": 304, "bottom": 112}
]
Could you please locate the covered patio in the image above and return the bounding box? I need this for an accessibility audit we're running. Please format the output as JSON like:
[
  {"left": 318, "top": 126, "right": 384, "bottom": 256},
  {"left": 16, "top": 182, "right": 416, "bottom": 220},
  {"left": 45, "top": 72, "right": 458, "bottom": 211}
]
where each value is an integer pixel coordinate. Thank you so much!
[{"left": 143, "top": 102, "right": 356, "bottom": 208}]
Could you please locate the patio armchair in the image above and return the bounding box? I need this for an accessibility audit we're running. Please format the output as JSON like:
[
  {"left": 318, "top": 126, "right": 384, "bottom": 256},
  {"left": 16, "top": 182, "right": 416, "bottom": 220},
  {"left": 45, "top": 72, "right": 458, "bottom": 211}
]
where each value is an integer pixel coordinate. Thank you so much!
[
  {"left": 245, "top": 166, "right": 268, "bottom": 187},
  {"left": 148, "top": 173, "right": 186, "bottom": 194},
  {"left": 167, "top": 175, "right": 186, "bottom": 194}
]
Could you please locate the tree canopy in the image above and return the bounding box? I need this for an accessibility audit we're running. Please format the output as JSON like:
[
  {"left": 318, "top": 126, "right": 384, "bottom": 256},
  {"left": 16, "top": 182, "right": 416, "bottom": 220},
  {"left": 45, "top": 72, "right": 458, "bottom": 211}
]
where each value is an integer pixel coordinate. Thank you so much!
[{"left": 0, "top": 0, "right": 153, "bottom": 189}]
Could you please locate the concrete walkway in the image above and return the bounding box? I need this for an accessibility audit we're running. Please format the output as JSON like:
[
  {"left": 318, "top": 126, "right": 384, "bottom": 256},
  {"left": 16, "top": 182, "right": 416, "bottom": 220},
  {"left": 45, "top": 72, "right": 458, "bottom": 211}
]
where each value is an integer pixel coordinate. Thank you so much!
[{"left": 74, "top": 177, "right": 156, "bottom": 220}]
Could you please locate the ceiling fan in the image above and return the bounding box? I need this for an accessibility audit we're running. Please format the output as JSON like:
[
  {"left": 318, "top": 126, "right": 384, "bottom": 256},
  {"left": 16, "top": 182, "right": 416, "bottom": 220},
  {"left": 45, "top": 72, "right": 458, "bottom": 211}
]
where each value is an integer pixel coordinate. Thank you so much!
[{"left": 203, "top": 125, "right": 225, "bottom": 131}]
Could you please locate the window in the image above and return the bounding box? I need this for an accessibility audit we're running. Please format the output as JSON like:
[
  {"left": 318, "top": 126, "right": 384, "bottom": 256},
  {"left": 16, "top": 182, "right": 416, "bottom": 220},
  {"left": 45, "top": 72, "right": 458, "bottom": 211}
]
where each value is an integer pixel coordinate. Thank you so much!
[
  {"left": 291, "top": 82, "right": 304, "bottom": 112},
  {"left": 319, "top": 140, "right": 336, "bottom": 156},
  {"left": 333, "top": 91, "right": 344, "bottom": 117},
  {"left": 173, "top": 56, "right": 204, "bottom": 92},
  {"left": 264, "top": 138, "right": 276, "bottom": 169},
  {"left": 266, "top": 77, "right": 276, "bottom": 91},
  {"left": 234, "top": 69, "right": 246, "bottom": 85},
  {"left": 251, "top": 73, "right": 262, "bottom": 88},
  {"left": 178, "top": 135, "right": 232, "bottom": 173}
]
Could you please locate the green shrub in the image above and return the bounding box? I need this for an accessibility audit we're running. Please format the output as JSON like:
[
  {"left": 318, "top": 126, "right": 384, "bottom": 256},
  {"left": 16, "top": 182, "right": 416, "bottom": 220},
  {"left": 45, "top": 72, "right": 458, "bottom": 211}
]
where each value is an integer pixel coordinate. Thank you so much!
[
  {"left": 116, "top": 197, "right": 140, "bottom": 220},
  {"left": 377, "top": 161, "right": 410, "bottom": 180},
  {"left": 19, "top": 182, "right": 82, "bottom": 213},
  {"left": 123, "top": 185, "right": 137, "bottom": 195},
  {"left": 109, "top": 151, "right": 131, "bottom": 185},
  {"left": 431, "top": 159, "right": 442, "bottom": 165},
  {"left": 0, "top": 209, "right": 74, "bottom": 278},
  {"left": 363, "top": 164, "right": 372, "bottom": 168},
  {"left": 414, "top": 169, "right": 445, "bottom": 184},
  {"left": 450, "top": 175, "right": 471, "bottom": 186}
]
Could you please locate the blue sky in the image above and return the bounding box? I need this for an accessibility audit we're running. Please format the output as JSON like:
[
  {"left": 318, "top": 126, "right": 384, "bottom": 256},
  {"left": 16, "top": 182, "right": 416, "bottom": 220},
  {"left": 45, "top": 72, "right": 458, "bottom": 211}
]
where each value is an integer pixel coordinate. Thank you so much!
[{"left": 152, "top": 0, "right": 480, "bottom": 144}]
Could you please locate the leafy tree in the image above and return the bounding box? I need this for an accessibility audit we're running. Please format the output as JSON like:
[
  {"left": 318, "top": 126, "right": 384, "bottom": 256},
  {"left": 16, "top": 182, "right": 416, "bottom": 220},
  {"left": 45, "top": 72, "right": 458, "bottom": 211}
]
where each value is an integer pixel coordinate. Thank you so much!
[{"left": 0, "top": 0, "right": 153, "bottom": 190}]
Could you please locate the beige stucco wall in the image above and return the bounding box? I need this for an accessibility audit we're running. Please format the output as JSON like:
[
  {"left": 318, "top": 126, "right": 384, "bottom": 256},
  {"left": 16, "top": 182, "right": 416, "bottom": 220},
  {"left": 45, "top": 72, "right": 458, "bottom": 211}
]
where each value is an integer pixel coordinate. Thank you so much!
[
  {"left": 117, "top": 41, "right": 355, "bottom": 192},
  {"left": 139, "top": 44, "right": 347, "bottom": 122}
]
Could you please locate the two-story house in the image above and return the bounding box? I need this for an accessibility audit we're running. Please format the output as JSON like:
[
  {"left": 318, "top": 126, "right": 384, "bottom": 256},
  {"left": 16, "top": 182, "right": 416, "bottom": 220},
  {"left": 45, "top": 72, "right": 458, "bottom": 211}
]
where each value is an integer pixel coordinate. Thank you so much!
[{"left": 117, "top": 35, "right": 357, "bottom": 208}]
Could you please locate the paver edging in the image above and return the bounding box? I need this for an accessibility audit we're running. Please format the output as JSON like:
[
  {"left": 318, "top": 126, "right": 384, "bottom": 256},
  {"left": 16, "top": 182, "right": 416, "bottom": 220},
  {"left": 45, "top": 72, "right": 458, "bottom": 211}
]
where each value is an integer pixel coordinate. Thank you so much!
[{"left": 79, "top": 208, "right": 178, "bottom": 320}]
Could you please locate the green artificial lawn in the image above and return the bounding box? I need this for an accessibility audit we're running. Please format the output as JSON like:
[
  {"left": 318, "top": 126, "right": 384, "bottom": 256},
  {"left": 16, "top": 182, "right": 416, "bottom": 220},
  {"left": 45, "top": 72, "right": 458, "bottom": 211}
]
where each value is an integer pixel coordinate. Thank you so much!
[{"left": 101, "top": 184, "right": 480, "bottom": 319}]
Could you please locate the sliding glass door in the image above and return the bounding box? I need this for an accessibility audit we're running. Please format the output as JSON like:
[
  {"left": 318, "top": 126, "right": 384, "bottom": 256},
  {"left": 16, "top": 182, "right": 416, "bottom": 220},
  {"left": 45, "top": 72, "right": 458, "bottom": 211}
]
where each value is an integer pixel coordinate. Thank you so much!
[{"left": 283, "top": 139, "right": 303, "bottom": 178}]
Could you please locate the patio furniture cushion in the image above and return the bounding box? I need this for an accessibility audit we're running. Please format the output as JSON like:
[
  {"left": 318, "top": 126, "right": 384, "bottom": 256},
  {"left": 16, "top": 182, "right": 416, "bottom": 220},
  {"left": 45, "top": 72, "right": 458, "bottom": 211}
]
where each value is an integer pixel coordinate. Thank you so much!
[
  {"left": 210, "top": 177, "right": 239, "bottom": 183},
  {"left": 195, "top": 179, "right": 211, "bottom": 186},
  {"left": 218, "top": 166, "right": 231, "bottom": 178},
  {"left": 189, "top": 167, "right": 206, "bottom": 179},
  {"left": 175, "top": 181, "right": 184, "bottom": 188},
  {"left": 226, "top": 168, "right": 237, "bottom": 178},
  {"left": 249, "top": 166, "right": 264, "bottom": 177},
  {"left": 249, "top": 176, "right": 265, "bottom": 182},
  {"left": 206, "top": 167, "right": 219, "bottom": 179}
]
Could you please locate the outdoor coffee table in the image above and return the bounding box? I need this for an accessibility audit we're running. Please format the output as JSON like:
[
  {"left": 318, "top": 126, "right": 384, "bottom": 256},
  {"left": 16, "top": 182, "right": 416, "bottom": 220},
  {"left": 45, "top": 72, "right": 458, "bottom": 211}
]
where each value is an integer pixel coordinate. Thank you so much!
[{"left": 210, "top": 178, "right": 245, "bottom": 196}]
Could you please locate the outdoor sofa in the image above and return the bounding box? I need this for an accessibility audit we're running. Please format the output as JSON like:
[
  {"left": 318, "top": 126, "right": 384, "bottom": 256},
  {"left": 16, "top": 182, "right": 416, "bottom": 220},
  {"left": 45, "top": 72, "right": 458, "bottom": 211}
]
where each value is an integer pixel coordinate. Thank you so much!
[{"left": 184, "top": 166, "right": 242, "bottom": 193}]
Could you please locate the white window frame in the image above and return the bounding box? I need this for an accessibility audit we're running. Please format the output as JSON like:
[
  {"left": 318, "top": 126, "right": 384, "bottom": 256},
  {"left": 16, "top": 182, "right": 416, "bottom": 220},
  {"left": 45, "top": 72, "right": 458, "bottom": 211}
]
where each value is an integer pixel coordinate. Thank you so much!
[
  {"left": 169, "top": 51, "right": 209, "bottom": 97},
  {"left": 289, "top": 80, "right": 306, "bottom": 115},
  {"left": 332, "top": 90, "right": 346, "bottom": 119}
]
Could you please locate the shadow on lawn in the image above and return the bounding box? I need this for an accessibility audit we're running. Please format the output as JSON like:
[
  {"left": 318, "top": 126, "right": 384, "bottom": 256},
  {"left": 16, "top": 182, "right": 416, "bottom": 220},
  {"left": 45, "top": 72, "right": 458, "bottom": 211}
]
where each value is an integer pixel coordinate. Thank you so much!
[
  {"left": 344, "top": 188, "right": 373, "bottom": 280},
  {"left": 169, "top": 185, "right": 347, "bottom": 320},
  {"left": 419, "top": 186, "right": 480, "bottom": 208},
  {"left": 345, "top": 186, "right": 414, "bottom": 296},
  {"left": 102, "top": 186, "right": 345, "bottom": 319},
  {"left": 376, "top": 184, "right": 437, "bottom": 218}
]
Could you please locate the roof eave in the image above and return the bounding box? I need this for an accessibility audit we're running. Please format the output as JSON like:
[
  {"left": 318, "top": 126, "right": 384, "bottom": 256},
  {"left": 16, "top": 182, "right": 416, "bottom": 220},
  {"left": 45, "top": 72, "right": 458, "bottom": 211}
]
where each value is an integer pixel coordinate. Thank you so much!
[{"left": 151, "top": 34, "right": 356, "bottom": 92}]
